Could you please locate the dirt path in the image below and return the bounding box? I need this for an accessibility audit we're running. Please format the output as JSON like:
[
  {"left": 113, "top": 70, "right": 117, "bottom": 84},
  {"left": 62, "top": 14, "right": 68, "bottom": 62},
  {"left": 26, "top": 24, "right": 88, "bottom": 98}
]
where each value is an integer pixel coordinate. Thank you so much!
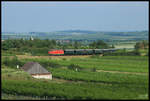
[
  {"left": 14, "top": 55, "right": 91, "bottom": 59},
  {"left": 96, "top": 70, "right": 148, "bottom": 75}
]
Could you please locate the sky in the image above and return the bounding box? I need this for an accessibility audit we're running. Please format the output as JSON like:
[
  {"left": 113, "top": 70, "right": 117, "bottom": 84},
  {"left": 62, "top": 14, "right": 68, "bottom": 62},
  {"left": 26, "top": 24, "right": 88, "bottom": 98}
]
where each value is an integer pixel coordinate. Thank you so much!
[{"left": 2, "top": 1, "right": 149, "bottom": 32}]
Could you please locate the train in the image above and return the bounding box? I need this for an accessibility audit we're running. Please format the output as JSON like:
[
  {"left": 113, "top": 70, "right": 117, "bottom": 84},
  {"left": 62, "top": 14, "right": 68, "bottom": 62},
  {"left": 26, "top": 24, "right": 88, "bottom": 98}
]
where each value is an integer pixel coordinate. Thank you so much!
[{"left": 48, "top": 49, "right": 118, "bottom": 55}]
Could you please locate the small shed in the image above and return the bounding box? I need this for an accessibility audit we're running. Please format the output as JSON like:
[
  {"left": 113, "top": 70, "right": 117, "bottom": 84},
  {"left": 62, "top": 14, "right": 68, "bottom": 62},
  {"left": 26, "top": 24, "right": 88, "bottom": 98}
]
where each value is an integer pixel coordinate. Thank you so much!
[{"left": 21, "top": 62, "right": 52, "bottom": 80}]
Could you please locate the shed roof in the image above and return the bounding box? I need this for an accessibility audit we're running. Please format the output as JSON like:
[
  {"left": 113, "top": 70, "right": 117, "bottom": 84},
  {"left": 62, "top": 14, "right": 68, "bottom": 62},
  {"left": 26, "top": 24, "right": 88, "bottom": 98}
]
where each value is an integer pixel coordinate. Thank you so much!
[{"left": 21, "top": 62, "right": 51, "bottom": 75}]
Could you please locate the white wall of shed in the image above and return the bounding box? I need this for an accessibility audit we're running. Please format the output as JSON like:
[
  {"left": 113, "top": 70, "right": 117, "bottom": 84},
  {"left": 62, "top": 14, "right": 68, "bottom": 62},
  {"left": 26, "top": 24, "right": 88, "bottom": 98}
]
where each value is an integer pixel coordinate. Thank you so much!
[{"left": 32, "top": 74, "right": 52, "bottom": 80}]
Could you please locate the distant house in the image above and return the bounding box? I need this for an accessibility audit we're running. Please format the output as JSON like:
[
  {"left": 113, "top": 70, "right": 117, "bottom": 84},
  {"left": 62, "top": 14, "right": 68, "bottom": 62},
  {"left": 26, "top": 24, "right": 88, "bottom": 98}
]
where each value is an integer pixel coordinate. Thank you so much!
[{"left": 21, "top": 62, "right": 52, "bottom": 80}]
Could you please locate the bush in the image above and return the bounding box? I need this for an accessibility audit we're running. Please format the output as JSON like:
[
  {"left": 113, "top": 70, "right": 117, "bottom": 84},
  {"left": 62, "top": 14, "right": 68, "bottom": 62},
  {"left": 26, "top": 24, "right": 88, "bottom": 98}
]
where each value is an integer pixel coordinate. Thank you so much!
[
  {"left": 91, "top": 68, "right": 96, "bottom": 72},
  {"left": 39, "top": 61, "right": 61, "bottom": 69},
  {"left": 62, "top": 58, "right": 67, "bottom": 61},
  {"left": 68, "top": 64, "right": 82, "bottom": 71},
  {"left": 3, "top": 56, "right": 25, "bottom": 68},
  {"left": 104, "top": 51, "right": 140, "bottom": 56}
]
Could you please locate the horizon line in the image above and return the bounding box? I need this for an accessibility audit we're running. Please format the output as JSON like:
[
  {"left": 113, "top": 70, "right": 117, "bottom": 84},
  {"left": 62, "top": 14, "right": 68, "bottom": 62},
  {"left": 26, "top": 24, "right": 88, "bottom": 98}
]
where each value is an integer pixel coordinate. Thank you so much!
[{"left": 2, "top": 29, "right": 148, "bottom": 33}]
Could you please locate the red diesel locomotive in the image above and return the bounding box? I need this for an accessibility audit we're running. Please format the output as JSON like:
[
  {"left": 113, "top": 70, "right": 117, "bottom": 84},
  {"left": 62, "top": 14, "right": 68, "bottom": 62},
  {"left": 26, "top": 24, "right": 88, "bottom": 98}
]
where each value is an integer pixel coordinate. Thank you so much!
[{"left": 48, "top": 49, "right": 64, "bottom": 55}]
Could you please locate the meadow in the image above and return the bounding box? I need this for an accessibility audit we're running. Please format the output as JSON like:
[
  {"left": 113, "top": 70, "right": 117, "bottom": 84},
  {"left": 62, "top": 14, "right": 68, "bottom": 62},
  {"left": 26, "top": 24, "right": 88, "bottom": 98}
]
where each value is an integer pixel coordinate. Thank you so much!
[
  {"left": 17, "top": 55, "right": 148, "bottom": 73},
  {"left": 1, "top": 55, "right": 149, "bottom": 100}
]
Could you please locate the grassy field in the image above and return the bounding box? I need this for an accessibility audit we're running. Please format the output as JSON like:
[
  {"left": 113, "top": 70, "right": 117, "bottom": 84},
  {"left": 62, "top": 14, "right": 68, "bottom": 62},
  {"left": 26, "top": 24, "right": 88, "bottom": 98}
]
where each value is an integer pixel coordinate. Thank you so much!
[
  {"left": 114, "top": 43, "right": 135, "bottom": 49},
  {"left": 1, "top": 55, "right": 149, "bottom": 100},
  {"left": 14, "top": 55, "right": 148, "bottom": 73}
]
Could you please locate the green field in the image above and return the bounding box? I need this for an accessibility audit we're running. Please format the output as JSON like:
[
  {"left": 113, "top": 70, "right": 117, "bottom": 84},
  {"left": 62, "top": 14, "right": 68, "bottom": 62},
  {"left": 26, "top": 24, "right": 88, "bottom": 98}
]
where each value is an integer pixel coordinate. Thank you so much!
[
  {"left": 18, "top": 56, "right": 148, "bottom": 73},
  {"left": 114, "top": 43, "right": 135, "bottom": 49},
  {"left": 1, "top": 55, "right": 149, "bottom": 100}
]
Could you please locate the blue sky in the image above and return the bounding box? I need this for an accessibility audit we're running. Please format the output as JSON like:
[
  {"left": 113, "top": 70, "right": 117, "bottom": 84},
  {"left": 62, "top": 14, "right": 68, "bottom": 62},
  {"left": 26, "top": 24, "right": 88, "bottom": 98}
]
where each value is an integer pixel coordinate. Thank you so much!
[{"left": 2, "top": 1, "right": 149, "bottom": 32}]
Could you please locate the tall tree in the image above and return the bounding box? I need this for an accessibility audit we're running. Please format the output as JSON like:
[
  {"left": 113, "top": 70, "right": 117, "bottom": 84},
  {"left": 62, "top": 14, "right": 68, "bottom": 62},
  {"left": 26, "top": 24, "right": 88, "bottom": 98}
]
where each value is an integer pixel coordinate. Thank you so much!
[
  {"left": 89, "top": 40, "right": 109, "bottom": 49},
  {"left": 74, "top": 41, "right": 81, "bottom": 49}
]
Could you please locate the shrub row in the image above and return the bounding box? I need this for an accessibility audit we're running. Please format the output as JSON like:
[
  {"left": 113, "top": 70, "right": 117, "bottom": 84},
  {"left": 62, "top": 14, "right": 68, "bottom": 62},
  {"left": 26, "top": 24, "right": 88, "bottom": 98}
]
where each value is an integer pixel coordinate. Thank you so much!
[
  {"left": 104, "top": 51, "right": 140, "bottom": 56},
  {"left": 2, "top": 79, "right": 148, "bottom": 100}
]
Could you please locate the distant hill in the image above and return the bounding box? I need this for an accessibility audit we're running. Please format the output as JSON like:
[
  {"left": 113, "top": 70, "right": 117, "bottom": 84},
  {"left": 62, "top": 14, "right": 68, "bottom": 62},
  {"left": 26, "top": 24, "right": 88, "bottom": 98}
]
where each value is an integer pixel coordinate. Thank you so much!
[
  {"left": 2, "top": 30, "right": 148, "bottom": 42},
  {"left": 57, "top": 30, "right": 98, "bottom": 34}
]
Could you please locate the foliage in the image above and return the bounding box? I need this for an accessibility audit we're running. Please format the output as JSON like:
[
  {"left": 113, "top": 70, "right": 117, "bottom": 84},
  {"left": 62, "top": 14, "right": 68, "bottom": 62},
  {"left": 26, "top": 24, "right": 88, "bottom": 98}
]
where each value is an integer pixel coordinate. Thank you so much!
[
  {"left": 2, "top": 56, "right": 25, "bottom": 68},
  {"left": 91, "top": 68, "right": 96, "bottom": 72},
  {"left": 74, "top": 41, "right": 81, "bottom": 49},
  {"left": 67, "top": 64, "right": 82, "bottom": 71},
  {"left": 2, "top": 39, "right": 58, "bottom": 55},
  {"left": 111, "top": 44, "right": 115, "bottom": 48},
  {"left": 2, "top": 39, "right": 112, "bottom": 56},
  {"left": 89, "top": 40, "right": 109, "bottom": 49},
  {"left": 2, "top": 78, "right": 148, "bottom": 100},
  {"left": 134, "top": 40, "right": 149, "bottom": 50},
  {"left": 104, "top": 50, "right": 140, "bottom": 56}
]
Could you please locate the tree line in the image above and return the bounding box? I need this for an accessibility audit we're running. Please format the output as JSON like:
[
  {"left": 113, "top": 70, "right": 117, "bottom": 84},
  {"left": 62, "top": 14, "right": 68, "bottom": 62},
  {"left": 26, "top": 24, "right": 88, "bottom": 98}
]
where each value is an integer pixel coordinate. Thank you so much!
[
  {"left": 2, "top": 38, "right": 112, "bottom": 54},
  {"left": 2, "top": 38, "right": 148, "bottom": 56},
  {"left": 134, "top": 40, "right": 149, "bottom": 50}
]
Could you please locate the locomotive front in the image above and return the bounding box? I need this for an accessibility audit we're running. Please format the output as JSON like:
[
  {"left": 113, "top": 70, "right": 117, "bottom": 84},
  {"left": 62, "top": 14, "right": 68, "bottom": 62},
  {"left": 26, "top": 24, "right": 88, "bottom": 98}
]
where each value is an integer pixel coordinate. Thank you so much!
[{"left": 48, "top": 49, "right": 64, "bottom": 55}]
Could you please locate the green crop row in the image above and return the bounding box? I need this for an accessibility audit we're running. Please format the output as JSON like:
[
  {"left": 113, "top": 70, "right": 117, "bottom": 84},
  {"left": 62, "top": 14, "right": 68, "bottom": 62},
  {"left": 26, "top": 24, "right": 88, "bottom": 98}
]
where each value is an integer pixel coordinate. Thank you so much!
[
  {"left": 20, "top": 56, "right": 148, "bottom": 73},
  {"left": 2, "top": 79, "right": 148, "bottom": 100},
  {"left": 48, "top": 68, "right": 148, "bottom": 85}
]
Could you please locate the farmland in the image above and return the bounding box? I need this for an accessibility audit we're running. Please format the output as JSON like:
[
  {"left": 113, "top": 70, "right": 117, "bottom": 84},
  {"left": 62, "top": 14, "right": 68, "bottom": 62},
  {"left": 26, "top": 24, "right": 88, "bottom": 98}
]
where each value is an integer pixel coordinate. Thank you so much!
[
  {"left": 1, "top": 55, "right": 149, "bottom": 100},
  {"left": 2, "top": 1, "right": 149, "bottom": 100}
]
